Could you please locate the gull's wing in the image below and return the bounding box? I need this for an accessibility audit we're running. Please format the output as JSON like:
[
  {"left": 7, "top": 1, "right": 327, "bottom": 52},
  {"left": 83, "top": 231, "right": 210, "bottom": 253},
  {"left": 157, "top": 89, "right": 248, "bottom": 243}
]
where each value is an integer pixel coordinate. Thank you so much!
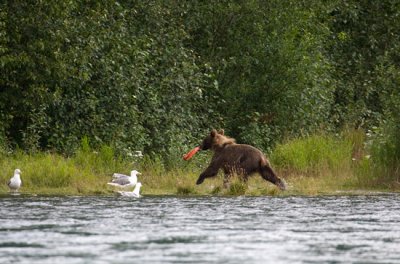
[
  {"left": 111, "top": 177, "right": 131, "bottom": 186},
  {"left": 112, "top": 173, "right": 129, "bottom": 179}
]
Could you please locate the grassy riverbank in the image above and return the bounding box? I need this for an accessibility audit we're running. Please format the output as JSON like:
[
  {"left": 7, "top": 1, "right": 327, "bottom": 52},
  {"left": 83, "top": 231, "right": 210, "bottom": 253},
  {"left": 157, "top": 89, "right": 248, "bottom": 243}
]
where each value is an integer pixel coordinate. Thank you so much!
[{"left": 1, "top": 131, "right": 399, "bottom": 196}]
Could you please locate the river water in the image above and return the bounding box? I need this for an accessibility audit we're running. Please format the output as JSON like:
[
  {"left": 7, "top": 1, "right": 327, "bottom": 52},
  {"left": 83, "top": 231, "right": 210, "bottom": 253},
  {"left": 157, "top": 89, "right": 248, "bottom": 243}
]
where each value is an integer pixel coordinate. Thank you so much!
[{"left": 0, "top": 194, "right": 399, "bottom": 263}]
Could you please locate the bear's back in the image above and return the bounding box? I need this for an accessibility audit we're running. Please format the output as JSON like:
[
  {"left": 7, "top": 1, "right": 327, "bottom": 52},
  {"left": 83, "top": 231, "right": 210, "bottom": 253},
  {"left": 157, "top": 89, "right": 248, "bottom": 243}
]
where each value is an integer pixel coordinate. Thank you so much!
[{"left": 214, "top": 144, "right": 265, "bottom": 165}]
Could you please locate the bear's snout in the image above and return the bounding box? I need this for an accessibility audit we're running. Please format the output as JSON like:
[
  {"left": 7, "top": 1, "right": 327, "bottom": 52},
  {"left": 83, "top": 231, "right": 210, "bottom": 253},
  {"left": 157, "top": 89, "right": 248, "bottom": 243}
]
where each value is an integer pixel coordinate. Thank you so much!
[{"left": 199, "top": 144, "right": 208, "bottom": 151}]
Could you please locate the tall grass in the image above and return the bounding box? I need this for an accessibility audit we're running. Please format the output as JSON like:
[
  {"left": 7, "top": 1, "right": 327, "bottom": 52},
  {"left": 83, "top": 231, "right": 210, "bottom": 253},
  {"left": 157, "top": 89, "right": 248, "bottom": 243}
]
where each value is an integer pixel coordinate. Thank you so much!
[
  {"left": 0, "top": 142, "right": 214, "bottom": 196},
  {"left": 0, "top": 150, "right": 126, "bottom": 195},
  {"left": 269, "top": 131, "right": 373, "bottom": 194},
  {"left": 0, "top": 137, "right": 131, "bottom": 195},
  {"left": 1, "top": 130, "right": 399, "bottom": 196},
  {"left": 271, "top": 133, "right": 353, "bottom": 176},
  {"left": 353, "top": 122, "right": 400, "bottom": 189}
]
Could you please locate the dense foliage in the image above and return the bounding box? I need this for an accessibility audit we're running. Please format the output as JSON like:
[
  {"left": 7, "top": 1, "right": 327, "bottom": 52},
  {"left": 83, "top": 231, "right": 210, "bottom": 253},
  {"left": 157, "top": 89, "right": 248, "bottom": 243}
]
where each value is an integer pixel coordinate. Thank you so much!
[
  {"left": 1, "top": 1, "right": 399, "bottom": 167},
  {"left": 0, "top": 1, "right": 219, "bottom": 157}
]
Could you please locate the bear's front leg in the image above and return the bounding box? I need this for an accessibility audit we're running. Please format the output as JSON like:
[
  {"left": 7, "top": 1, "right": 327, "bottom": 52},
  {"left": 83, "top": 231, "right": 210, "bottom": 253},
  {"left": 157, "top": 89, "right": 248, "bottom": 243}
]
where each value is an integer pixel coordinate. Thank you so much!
[{"left": 196, "top": 166, "right": 219, "bottom": 185}]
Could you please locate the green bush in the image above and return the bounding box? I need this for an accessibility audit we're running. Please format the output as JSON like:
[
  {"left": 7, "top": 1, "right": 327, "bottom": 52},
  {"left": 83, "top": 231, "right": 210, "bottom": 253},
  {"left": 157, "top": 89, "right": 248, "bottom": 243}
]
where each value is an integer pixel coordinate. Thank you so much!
[
  {"left": 1, "top": 0, "right": 400, "bottom": 173},
  {"left": 0, "top": 1, "right": 219, "bottom": 157}
]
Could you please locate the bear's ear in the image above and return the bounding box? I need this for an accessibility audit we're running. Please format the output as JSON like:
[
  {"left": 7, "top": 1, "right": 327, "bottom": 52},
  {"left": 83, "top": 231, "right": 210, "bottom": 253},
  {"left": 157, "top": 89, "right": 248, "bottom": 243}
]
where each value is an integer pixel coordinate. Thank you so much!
[
  {"left": 210, "top": 129, "right": 217, "bottom": 137},
  {"left": 218, "top": 129, "right": 224, "bottom": 135}
]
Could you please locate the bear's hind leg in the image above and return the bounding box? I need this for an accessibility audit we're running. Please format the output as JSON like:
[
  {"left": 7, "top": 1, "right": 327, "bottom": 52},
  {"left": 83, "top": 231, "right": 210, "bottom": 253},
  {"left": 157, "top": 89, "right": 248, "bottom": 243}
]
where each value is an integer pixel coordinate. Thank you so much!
[{"left": 259, "top": 165, "right": 286, "bottom": 190}]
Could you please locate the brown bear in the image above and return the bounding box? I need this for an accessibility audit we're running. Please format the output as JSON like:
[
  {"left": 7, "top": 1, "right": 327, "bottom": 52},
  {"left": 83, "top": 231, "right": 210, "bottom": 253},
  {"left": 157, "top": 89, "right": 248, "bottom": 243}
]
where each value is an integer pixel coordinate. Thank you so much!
[{"left": 196, "top": 129, "right": 286, "bottom": 190}]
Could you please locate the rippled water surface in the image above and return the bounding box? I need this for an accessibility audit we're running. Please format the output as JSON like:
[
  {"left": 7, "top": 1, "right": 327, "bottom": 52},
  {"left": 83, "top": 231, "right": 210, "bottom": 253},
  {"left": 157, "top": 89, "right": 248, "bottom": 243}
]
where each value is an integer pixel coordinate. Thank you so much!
[{"left": 1, "top": 194, "right": 400, "bottom": 263}]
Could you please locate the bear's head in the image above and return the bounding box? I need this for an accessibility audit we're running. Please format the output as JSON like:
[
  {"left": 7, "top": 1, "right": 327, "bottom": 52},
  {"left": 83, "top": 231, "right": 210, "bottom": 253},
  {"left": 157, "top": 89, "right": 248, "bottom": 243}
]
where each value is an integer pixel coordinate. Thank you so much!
[{"left": 200, "top": 129, "right": 235, "bottom": 151}]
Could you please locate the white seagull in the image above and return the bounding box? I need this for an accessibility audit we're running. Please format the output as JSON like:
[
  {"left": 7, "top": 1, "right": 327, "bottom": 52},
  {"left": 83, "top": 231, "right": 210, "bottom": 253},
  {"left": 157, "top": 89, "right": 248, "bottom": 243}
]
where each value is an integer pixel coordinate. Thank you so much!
[
  {"left": 8, "top": 169, "right": 22, "bottom": 193},
  {"left": 107, "top": 170, "right": 140, "bottom": 189},
  {"left": 118, "top": 182, "right": 142, "bottom": 198}
]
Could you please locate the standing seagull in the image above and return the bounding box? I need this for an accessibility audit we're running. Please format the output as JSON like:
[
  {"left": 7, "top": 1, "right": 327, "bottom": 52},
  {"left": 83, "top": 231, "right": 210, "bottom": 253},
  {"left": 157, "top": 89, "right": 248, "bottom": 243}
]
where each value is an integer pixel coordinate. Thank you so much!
[
  {"left": 8, "top": 169, "right": 22, "bottom": 193},
  {"left": 118, "top": 182, "right": 142, "bottom": 198},
  {"left": 107, "top": 170, "right": 140, "bottom": 189}
]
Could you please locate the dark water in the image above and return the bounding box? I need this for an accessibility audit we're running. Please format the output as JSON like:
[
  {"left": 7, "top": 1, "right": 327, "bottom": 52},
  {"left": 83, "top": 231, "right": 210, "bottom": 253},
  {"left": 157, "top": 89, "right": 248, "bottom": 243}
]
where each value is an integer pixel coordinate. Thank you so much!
[{"left": 1, "top": 194, "right": 400, "bottom": 264}]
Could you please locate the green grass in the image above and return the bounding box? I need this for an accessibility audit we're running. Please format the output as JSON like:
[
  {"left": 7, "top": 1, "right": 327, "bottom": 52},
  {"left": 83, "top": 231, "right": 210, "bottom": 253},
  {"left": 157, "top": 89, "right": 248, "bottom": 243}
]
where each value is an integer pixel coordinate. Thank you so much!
[
  {"left": 271, "top": 133, "right": 353, "bottom": 176},
  {"left": 0, "top": 150, "right": 118, "bottom": 195},
  {"left": 1, "top": 130, "right": 399, "bottom": 196}
]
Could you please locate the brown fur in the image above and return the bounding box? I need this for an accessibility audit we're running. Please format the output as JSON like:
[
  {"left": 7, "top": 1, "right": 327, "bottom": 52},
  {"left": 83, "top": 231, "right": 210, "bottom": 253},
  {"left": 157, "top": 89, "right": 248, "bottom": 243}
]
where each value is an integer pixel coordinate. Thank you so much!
[{"left": 196, "top": 129, "right": 286, "bottom": 190}]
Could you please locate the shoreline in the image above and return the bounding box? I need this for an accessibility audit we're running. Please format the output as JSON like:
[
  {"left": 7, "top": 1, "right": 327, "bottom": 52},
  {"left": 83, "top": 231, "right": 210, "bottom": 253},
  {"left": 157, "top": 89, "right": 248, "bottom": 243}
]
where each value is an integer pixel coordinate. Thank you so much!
[
  {"left": 1, "top": 181, "right": 398, "bottom": 197},
  {"left": 1, "top": 191, "right": 398, "bottom": 198}
]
